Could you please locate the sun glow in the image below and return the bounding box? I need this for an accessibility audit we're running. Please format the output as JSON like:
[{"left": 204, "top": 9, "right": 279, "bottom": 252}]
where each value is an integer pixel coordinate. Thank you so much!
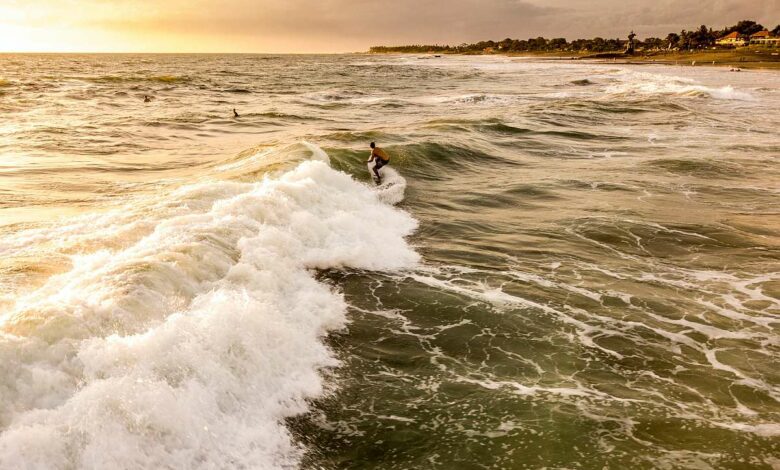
[
  {"left": 0, "top": 5, "right": 39, "bottom": 52},
  {"left": 0, "top": 1, "right": 227, "bottom": 53},
  {"left": 0, "top": 0, "right": 361, "bottom": 53},
  {"left": 0, "top": 3, "right": 112, "bottom": 52}
]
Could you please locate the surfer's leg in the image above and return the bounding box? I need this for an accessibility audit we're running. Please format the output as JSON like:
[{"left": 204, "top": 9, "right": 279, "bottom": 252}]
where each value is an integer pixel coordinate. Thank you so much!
[{"left": 373, "top": 159, "right": 384, "bottom": 181}]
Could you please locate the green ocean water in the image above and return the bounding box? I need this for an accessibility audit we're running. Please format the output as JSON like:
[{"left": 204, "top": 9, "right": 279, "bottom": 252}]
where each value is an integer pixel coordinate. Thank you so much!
[{"left": 0, "top": 54, "right": 778, "bottom": 469}]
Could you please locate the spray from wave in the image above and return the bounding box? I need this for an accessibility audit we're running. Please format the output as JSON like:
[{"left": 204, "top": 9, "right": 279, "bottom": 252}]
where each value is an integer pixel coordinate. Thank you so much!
[{"left": 0, "top": 146, "right": 418, "bottom": 469}]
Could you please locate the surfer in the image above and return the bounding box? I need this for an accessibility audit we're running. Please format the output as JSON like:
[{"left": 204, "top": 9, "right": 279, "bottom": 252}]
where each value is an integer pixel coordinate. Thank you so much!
[
  {"left": 233, "top": 108, "right": 239, "bottom": 118},
  {"left": 367, "top": 142, "right": 390, "bottom": 183},
  {"left": 143, "top": 95, "right": 151, "bottom": 103}
]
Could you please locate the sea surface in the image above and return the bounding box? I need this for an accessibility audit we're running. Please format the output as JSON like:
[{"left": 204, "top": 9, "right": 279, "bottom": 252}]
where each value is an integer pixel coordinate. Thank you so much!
[{"left": 0, "top": 54, "right": 778, "bottom": 469}]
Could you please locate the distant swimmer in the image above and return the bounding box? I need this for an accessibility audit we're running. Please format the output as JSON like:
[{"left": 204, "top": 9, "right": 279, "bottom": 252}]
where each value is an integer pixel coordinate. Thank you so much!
[
  {"left": 143, "top": 95, "right": 151, "bottom": 103},
  {"left": 367, "top": 142, "right": 390, "bottom": 183},
  {"left": 233, "top": 108, "right": 239, "bottom": 118}
]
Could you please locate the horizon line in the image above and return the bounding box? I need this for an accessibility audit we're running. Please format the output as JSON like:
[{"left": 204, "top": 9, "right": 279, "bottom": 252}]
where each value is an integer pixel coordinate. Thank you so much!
[{"left": 0, "top": 51, "right": 365, "bottom": 55}]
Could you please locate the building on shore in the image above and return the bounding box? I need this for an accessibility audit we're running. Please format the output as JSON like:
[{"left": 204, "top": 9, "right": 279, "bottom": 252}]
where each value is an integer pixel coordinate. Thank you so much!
[
  {"left": 716, "top": 30, "right": 780, "bottom": 48},
  {"left": 750, "top": 30, "right": 780, "bottom": 46},
  {"left": 716, "top": 31, "right": 747, "bottom": 47}
]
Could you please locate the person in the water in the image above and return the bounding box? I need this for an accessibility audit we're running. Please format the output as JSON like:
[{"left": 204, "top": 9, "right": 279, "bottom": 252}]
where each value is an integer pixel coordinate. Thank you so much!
[
  {"left": 144, "top": 95, "right": 151, "bottom": 103},
  {"left": 367, "top": 142, "right": 390, "bottom": 183},
  {"left": 233, "top": 108, "right": 239, "bottom": 118}
]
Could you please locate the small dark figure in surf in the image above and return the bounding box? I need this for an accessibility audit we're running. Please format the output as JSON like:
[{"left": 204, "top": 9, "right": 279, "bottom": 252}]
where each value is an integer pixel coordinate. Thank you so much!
[
  {"left": 367, "top": 142, "right": 390, "bottom": 183},
  {"left": 233, "top": 108, "right": 239, "bottom": 118},
  {"left": 143, "top": 95, "right": 151, "bottom": 103}
]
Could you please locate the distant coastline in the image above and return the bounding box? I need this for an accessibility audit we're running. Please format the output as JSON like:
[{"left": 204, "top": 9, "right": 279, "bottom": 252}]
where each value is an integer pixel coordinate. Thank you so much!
[{"left": 369, "top": 19, "right": 780, "bottom": 70}]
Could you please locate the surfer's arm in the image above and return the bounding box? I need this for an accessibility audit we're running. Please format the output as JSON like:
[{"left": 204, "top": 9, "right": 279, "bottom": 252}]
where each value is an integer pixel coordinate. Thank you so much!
[{"left": 367, "top": 150, "right": 375, "bottom": 162}]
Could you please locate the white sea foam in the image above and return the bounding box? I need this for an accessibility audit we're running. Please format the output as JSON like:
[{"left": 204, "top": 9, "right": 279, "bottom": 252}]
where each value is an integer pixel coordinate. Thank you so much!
[
  {"left": 605, "top": 70, "right": 754, "bottom": 101},
  {"left": 0, "top": 151, "right": 419, "bottom": 469}
]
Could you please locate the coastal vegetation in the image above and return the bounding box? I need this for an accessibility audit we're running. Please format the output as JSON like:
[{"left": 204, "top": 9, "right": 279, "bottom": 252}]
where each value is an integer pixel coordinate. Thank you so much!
[{"left": 369, "top": 20, "right": 780, "bottom": 54}]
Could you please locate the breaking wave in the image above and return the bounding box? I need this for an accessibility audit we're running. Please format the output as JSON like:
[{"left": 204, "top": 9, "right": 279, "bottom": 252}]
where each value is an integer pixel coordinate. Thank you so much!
[
  {"left": 605, "top": 71, "right": 754, "bottom": 101},
  {"left": 0, "top": 146, "right": 418, "bottom": 469}
]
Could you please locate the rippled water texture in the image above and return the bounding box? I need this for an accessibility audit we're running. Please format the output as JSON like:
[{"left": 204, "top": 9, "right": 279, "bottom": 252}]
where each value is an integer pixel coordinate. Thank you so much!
[{"left": 1, "top": 54, "right": 779, "bottom": 469}]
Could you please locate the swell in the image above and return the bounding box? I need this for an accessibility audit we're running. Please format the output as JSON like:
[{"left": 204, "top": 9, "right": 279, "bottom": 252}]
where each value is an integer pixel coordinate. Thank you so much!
[
  {"left": 326, "top": 141, "right": 522, "bottom": 185},
  {"left": 84, "top": 74, "right": 191, "bottom": 84}
]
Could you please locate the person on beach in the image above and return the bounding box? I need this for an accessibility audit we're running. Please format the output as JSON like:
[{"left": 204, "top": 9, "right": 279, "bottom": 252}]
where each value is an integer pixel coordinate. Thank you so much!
[{"left": 367, "top": 142, "right": 390, "bottom": 183}]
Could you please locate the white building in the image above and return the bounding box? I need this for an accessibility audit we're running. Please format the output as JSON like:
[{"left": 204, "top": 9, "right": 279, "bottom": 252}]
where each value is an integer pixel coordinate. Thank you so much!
[{"left": 716, "top": 32, "right": 747, "bottom": 47}]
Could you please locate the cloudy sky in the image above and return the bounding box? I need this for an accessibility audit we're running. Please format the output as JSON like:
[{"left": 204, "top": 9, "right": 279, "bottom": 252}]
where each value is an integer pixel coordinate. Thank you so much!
[{"left": 1, "top": 0, "right": 777, "bottom": 52}]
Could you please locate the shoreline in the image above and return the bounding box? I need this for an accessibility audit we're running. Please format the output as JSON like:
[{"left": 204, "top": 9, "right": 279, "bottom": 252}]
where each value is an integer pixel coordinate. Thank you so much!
[{"left": 368, "top": 49, "right": 780, "bottom": 70}]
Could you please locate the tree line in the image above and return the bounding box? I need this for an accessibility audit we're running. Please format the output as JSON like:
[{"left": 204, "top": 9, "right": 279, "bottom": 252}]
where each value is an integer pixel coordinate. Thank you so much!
[{"left": 369, "top": 20, "right": 780, "bottom": 54}]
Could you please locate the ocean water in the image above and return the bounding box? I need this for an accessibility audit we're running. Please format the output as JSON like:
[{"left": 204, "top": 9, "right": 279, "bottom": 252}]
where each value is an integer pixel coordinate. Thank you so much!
[{"left": 0, "top": 54, "right": 778, "bottom": 469}]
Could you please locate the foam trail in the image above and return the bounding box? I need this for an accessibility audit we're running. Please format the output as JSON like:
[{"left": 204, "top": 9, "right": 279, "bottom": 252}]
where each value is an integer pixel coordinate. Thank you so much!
[
  {"left": 365, "top": 161, "right": 407, "bottom": 205},
  {"left": 0, "top": 154, "right": 419, "bottom": 469},
  {"left": 374, "top": 167, "right": 407, "bottom": 205}
]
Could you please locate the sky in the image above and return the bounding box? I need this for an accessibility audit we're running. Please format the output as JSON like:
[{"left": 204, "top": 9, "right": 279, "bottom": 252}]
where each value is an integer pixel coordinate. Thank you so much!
[{"left": 1, "top": 0, "right": 778, "bottom": 53}]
